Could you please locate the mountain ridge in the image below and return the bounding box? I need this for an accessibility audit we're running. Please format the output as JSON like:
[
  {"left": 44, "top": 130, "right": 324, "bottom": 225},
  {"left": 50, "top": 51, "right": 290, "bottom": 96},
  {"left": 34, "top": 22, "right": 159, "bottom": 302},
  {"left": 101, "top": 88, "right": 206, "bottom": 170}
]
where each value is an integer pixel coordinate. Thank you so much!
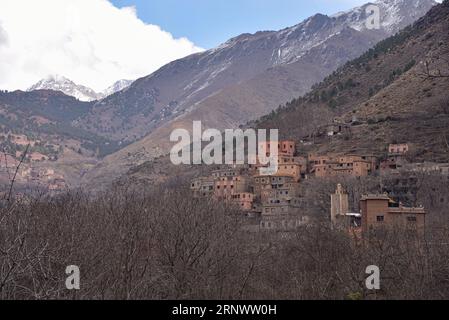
[
  {"left": 78, "top": 0, "right": 436, "bottom": 143},
  {"left": 27, "top": 75, "right": 134, "bottom": 102},
  {"left": 80, "top": 0, "right": 437, "bottom": 188},
  {"left": 120, "top": 0, "right": 449, "bottom": 188}
]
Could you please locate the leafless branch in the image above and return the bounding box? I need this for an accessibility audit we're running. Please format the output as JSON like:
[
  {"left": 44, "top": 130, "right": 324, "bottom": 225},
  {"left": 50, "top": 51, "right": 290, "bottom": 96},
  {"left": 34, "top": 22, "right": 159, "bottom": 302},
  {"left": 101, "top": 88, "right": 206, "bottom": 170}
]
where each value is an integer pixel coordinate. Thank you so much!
[
  {"left": 443, "top": 135, "right": 449, "bottom": 153},
  {"left": 418, "top": 51, "right": 449, "bottom": 80},
  {"left": 6, "top": 144, "right": 30, "bottom": 203}
]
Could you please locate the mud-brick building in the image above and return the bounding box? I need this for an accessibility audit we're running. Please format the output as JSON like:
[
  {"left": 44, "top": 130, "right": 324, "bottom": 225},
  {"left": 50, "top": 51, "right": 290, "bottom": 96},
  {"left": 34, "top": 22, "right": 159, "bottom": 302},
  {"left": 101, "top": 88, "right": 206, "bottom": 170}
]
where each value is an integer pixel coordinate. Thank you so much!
[
  {"left": 261, "top": 197, "right": 301, "bottom": 215},
  {"left": 360, "top": 194, "right": 426, "bottom": 234},
  {"left": 330, "top": 184, "right": 361, "bottom": 230},
  {"left": 259, "top": 140, "right": 296, "bottom": 157},
  {"left": 191, "top": 177, "right": 215, "bottom": 198},
  {"left": 230, "top": 192, "right": 255, "bottom": 211},
  {"left": 211, "top": 167, "right": 242, "bottom": 179},
  {"left": 214, "top": 175, "right": 250, "bottom": 200},
  {"left": 310, "top": 154, "right": 377, "bottom": 178},
  {"left": 388, "top": 143, "right": 409, "bottom": 156},
  {"left": 253, "top": 175, "right": 298, "bottom": 200}
]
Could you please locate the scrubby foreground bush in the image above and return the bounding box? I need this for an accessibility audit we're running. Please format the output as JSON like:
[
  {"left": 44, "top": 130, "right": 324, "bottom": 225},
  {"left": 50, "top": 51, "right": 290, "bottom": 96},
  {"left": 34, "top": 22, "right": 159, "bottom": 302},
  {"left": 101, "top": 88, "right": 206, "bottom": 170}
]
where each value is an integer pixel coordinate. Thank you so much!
[{"left": 1, "top": 186, "right": 449, "bottom": 300}]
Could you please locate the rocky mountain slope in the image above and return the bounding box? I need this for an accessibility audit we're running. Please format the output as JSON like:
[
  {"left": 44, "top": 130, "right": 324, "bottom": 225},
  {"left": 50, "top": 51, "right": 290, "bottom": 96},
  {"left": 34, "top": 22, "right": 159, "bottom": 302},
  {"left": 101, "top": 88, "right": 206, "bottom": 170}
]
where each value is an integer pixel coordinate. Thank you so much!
[
  {"left": 80, "top": 0, "right": 435, "bottom": 142},
  {"left": 0, "top": 90, "right": 122, "bottom": 190},
  {"left": 82, "top": 0, "right": 437, "bottom": 188},
  {"left": 255, "top": 0, "right": 449, "bottom": 162},
  {"left": 120, "top": 0, "right": 449, "bottom": 188}
]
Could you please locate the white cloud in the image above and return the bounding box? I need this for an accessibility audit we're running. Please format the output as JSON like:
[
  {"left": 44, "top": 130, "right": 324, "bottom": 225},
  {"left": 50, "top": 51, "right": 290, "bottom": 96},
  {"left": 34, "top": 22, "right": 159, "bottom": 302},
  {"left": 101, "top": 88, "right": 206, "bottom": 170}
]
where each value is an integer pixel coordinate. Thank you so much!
[{"left": 0, "top": 0, "right": 203, "bottom": 92}]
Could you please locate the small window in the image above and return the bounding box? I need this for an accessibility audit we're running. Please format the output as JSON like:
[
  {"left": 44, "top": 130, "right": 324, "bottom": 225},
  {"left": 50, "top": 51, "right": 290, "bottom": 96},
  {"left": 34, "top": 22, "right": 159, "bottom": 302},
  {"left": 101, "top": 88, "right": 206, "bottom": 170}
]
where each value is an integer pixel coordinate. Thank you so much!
[
  {"left": 377, "top": 216, "right": 385, "bottom": 222},
  {"left": 407, "top": 216, "right": 417, "bottom": 222}
]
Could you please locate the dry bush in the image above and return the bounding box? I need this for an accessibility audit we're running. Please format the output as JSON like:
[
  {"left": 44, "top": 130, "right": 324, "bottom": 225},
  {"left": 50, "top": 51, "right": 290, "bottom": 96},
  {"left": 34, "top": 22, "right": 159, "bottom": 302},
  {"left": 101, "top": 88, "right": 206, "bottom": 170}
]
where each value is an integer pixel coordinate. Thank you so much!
[{"left": 1, "top": 181, "right": 449, "bottom": 300}]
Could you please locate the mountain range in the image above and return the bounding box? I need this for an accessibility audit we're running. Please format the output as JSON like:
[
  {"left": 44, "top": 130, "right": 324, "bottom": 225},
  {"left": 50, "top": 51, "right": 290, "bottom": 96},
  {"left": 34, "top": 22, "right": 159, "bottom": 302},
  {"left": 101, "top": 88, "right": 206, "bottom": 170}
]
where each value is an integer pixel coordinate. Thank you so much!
[
  {"left": 79, "top": 0, "right": 436, "bottom": 142},
  {"left": 0, "top": 0, "right": 439, "bottom": 190},
  {"left": 123, "top": 0, "right": 449, "bottom": 188},
  {"left": 27, "top": 75, "right": 133, "bottom": 102},
  {"left": 79, "top": 0, "right": 437, "bottom": 188}
]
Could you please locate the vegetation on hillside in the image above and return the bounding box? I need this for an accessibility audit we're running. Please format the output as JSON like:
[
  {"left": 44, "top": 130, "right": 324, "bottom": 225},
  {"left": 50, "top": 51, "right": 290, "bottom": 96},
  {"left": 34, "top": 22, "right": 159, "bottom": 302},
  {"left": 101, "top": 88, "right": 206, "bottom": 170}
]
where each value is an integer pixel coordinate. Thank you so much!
[
  {"left": 1, "top": 176, "right": 449, "bottom": 300},
  {"left": 253, "top": 1, "right": 449, "bottom": 163}
]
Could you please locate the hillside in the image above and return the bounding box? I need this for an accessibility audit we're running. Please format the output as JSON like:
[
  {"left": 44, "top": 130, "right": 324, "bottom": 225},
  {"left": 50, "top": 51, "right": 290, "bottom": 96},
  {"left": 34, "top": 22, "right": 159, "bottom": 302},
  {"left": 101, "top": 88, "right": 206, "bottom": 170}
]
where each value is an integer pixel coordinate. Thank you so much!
[
  {"left": 0, "top": 90, "right": 121, "bottom": 191},
  {"left": 81, "top": 0, "right": 436, "bottom": 188},
  {"left": 79, "top": 0, "right": 435, "bottom": 145},
  {"left": 118, "top": 0, "right": 449, "bottom": 189},
  {"left": 255, "top": 0, "right": 449, "bottom": 162}
]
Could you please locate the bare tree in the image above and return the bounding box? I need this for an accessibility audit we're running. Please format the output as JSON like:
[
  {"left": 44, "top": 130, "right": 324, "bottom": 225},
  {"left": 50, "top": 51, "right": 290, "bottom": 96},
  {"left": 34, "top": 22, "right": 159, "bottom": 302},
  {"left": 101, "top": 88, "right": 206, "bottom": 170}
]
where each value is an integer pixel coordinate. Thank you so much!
[
  {"left": 418, "top": 44, "right": 449, "bottom": 80},
  {"left": 6, "top": 144, "right": 30, "bottom": 203}
]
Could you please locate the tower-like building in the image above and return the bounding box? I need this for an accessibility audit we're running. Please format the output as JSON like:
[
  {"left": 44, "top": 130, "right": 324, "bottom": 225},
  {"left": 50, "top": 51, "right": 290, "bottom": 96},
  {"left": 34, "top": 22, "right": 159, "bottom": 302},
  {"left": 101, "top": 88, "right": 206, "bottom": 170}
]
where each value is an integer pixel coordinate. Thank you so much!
[{"left": 331, "top": 184, "right": 349, "bottom": 225}]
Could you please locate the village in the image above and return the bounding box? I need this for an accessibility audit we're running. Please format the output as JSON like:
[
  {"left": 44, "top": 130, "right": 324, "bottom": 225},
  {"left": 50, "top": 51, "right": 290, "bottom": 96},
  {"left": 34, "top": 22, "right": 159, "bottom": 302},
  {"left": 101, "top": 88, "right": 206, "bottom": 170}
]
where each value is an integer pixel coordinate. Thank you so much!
[{"left": 190, "top": 137, "right": 449, "bottom": 236}]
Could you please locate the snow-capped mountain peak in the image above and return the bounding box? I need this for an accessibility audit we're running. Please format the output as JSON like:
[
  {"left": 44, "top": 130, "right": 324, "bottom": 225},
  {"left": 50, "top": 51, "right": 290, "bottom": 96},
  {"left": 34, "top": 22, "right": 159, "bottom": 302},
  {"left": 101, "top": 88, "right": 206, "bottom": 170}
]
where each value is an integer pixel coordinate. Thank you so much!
[
  {"left": 27, "top": 75, "right": 100, "bottom": 102},
  {"left": 100, "top": 79, "right": 133, "bottom": 97},
  {"left": 27, "top": 76, "right": 134, "bottom": 101},
  {"left": 333, "top": 0, "right": 437, "bottom": 32}
]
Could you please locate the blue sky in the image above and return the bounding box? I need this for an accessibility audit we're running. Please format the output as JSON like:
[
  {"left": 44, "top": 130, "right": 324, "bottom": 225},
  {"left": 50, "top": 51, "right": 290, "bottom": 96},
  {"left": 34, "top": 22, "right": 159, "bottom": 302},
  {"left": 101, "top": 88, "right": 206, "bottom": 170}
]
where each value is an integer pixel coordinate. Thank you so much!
[
  {"left": 0, "top": 0, "right": 376, "bottom": 91},
  {"left": 111, "top": 0, "right": 367, "bottom": 49}
]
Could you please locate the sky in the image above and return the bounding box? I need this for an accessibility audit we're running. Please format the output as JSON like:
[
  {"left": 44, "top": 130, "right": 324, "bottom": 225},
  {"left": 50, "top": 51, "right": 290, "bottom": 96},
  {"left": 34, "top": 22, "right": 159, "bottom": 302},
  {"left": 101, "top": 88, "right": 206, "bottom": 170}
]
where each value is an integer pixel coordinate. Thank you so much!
[
  {"left": 110, "top": 0, "right": 369, "bottom": 49},
  {"left": 0, "top": 0, "right": 432, "bottom": 92}
]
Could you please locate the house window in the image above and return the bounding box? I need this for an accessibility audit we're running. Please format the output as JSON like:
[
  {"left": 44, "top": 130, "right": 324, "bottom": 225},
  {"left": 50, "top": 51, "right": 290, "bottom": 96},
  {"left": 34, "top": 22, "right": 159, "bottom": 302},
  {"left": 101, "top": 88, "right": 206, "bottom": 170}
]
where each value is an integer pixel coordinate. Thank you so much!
[
  {"left": 407, "top": 216, "right": 417, "bottom": 222},
  {"left": 376, "top": 216, "right": 385, "bottom": 222}
]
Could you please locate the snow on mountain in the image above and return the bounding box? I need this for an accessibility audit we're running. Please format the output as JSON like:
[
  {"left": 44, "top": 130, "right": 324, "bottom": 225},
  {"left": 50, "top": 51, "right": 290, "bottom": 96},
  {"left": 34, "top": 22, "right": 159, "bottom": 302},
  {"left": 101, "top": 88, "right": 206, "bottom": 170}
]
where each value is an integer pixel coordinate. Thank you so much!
[
  {"left": 27, "top": 76, "right": 134, "bottom": 101},
  {"left": 274, "top": 0, "right": 437, "bottom": 64},
  {"left": 100, "top": 79, "right": 134, "bottom": 98},
  {"left": 27, "top": 75, "right": 101, "bottom": 102},
  {"left": 77, "top": 0, "right": 436, "bottom": 145}
]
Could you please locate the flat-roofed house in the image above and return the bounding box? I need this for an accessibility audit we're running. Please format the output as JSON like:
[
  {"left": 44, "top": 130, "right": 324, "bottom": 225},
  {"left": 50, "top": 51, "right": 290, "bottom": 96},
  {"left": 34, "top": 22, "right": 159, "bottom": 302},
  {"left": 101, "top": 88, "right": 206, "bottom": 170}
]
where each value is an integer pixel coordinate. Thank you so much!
[
  {"left": 214, "top": 175, "right": 249, "bottom": 200},
  {"left": 360, "top": 194, "right": 426, "bottom": 234},
  {"left": 191, "top": 177, "right": 215, "bottom": 198}
]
